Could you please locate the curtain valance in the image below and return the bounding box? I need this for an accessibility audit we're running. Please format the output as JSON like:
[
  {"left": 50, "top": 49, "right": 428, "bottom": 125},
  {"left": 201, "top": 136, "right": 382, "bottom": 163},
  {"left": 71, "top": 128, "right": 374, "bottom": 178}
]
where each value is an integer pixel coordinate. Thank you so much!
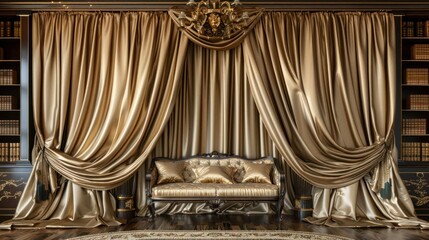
[{"left": 168, "top": 8, "right": 263, "bottom": 51}]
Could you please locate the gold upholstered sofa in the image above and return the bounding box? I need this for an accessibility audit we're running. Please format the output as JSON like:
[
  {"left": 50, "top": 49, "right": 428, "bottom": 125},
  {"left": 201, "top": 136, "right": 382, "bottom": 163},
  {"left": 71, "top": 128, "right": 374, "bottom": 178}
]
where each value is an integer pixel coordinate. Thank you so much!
[{"left": 146, "top": 152, "right": 285, "bottom": 219}]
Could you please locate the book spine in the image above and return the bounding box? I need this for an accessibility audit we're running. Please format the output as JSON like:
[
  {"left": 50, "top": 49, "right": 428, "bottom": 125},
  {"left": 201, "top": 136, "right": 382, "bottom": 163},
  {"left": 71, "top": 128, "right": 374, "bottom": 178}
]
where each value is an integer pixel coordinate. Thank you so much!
[
  {"left": 13, "top": 20, "right": 20, "bottom": 37},
  {"left": 417, "top": 21, "right": 424, "bottom": 37},
  {"left": 0, "top": 21, "right": 4, "bottom": 37},
  {"left": 425, "top": 20, "right": 429, "bottom": 37},
  {"left": 5, "top": 21, "right": 11, "bottom": 37}
]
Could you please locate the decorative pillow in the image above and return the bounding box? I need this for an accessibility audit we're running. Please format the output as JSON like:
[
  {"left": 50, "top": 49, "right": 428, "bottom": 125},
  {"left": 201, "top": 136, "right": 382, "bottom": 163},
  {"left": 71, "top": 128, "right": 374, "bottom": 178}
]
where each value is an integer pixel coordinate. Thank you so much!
[
  {"left": 155, "top": 161, "right": 185, "bottom": 184},
  {"left": 193, "top": 166, "right": 235, "bottom": 184},
  {"left": 241, "top": 162, "right": 273, "bottom": 184}
]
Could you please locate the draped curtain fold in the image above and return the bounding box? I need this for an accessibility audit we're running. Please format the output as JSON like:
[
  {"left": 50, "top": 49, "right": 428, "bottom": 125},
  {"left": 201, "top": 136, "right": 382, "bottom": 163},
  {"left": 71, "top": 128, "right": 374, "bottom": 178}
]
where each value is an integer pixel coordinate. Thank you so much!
[
  {"left": 168, "top": 8, "right": 263, "bottom": 51},
  {"left": 243, "top": 12, "right": 427, "bottom": 227},
  {"left": 244, "top": 12, "right": 395, "bottom": 188},
  {"left": 2, "top": 11, "right": 188, "bottom": 228}
]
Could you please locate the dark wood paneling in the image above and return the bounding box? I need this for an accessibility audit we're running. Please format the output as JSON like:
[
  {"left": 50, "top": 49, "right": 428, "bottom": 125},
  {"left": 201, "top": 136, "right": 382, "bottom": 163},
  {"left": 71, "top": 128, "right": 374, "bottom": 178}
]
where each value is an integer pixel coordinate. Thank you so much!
[
  {"left": 0, "top": 162, "right": 32, "bottom": 222},
  {"left": 1, "top": 1, "right": 429, "bottom": 11},
  {"left": 400, "top": 167, "right": 429, "bottom": 220}
]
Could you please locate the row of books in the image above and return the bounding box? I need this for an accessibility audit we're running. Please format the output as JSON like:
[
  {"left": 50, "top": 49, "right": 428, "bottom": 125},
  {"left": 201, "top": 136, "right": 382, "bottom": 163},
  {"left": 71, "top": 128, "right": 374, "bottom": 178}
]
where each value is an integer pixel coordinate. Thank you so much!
[
  {"left": 0, "top": 96, "right": 14, "bottom": 110},
  {"left": 0, "top": 142, "right": 20, "bottom": 162},
  {"left": 405, "top": 94, "right": 429, "bottom": 110},
  {"left": 0, "top": 20, "right": 20, "bottom": 37},
  {"left": 0, "top": 119, "right": 19, "bottom": 135},
  {"left": 411, "top": 44, "right": 429, "bottom": 60},
  {"left": 402, "top": 20, "right": 429, "bottom": 37},
  {"left": 404, "top": 68, "right": 429, "bottom": 85},
  {"left": 402, "top": 142, "right": 429, "bottom": 161},
  {"left": 402, "top": 118, "right": 427, "bottom": 135},
  {"left": 0, "top": 69, "right": 17, "bottom": 85}
]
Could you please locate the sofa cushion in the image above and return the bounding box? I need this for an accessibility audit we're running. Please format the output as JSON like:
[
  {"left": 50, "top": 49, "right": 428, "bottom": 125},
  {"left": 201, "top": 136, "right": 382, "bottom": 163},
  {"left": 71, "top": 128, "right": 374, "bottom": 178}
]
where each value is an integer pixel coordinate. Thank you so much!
[
  {"left": 193, "top": 166, "right": 235, "bottom": 184},
  {"left": 181, "top": 157, "right": 274, "bottom": 183},
  {"left": 216, "top": 183, "right": 278, "bottom": 198},
  {"left": 151, "top": 183, "right": 278, "bottom": 198},
  {"left": 155, "top": 161, "right": 185, "bottom": 184},
  {"left": 152, "top": 183, "right": 217, "bottom": 198},
  {"left": 241, "top": 162, "right": 273, "bottom": 184}
]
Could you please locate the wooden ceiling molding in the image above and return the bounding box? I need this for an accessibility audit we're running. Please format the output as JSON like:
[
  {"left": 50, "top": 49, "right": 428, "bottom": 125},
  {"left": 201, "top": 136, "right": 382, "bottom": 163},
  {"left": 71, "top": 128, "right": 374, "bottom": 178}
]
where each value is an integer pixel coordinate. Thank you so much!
[{"left": 0, "top": 1, "right": 428, "bottom": 12}]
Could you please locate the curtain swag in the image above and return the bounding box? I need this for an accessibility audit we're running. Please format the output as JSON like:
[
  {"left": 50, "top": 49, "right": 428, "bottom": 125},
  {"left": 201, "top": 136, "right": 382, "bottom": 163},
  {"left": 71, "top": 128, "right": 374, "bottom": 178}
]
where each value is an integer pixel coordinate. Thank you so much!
[
  {"left": 30, "top": 12, "right": 189, "bottom": 191},
  {"left": 168, "top": 8, "right": 263, "bottom": 51},
  {"left": 243, "top": 11, "right": 397, "bottom": 189}
]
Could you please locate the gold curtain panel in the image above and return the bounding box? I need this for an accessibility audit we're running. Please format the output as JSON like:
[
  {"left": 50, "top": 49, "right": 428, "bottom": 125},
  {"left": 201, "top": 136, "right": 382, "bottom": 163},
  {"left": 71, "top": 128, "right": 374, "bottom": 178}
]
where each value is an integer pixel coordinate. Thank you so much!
[{"left": 2, "top": 11, "right": 189, "bottom": 228}]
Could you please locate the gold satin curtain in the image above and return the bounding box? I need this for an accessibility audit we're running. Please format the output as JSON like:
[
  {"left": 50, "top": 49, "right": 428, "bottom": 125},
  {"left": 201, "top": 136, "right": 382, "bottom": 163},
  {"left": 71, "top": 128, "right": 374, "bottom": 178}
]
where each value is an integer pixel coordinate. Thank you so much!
[
  {"left": 3, "top": 12, "right": 188, "bottom": 228},
  {"left": 243, "top": 12, "right": 425, "bottom": 227},
  {"left": 153, "top": 44, "right": 275, "bottom": 158}
]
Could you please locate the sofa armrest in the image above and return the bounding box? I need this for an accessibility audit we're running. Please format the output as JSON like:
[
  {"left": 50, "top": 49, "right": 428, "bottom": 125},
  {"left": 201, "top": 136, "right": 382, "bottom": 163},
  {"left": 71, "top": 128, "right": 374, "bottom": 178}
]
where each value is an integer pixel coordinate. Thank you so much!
[
  {"left": 145, "top": 160, "right": 156, "bottom": 198},
  {"left": 273, "top": 157, "right": 286, "bottom": 199}
]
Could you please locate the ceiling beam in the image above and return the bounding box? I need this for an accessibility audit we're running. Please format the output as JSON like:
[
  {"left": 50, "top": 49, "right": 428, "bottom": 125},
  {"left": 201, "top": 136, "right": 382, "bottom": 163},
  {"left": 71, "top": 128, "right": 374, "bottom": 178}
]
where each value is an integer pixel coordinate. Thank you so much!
[{"left": 0, "top": 1, "right": 429, "bottom": 12}]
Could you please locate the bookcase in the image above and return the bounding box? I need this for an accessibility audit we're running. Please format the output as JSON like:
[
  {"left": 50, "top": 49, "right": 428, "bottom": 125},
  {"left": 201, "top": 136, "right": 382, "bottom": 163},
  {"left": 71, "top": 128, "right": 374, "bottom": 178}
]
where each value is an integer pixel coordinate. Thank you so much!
[
  {"left": 0, "top": 15, "right": 21, "bottom": 163},
  {"left": 399, "top": 14, "right": 429, "bottom": 220},
  {"left": 0, "top": 13, "right": 32, "bottom": 222}
]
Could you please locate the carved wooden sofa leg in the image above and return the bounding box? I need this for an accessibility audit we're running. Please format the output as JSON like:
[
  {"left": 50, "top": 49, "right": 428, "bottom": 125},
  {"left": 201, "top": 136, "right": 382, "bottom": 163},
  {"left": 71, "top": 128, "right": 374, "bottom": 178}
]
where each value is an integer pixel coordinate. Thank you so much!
[
  {"left": 275, "top": 157, "right": 286, "bottom": 222},
  {"left": 148, "top": 199, "right": 156, "bottom": 221},
  {"left": 146, "top": 166, "right": 156, "bottom": 221},
  {"left": 277, "top": 194, "right": 285, "bottom": 221}
]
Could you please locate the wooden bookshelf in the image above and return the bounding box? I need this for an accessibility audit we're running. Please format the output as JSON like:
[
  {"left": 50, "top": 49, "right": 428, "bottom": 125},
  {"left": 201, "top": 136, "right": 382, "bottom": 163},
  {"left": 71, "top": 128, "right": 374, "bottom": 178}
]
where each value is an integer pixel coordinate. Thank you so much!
[
  {"left": 0, "top": 13, "right": 32, "bottom": 222},
  {"left": 399, "top": 14, "right": 429, "bottom": 220},
  {"left": 0, "top": 14, "right": 21, "bottom": 163},
  {"left": 401, "top": 15, "right": 429, "bottom": 163}
]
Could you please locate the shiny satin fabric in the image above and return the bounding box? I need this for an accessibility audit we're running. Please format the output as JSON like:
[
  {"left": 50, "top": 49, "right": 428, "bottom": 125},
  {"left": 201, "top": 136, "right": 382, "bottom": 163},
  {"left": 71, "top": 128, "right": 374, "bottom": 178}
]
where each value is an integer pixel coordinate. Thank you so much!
[
  {"left": 193, "top": 166, "right": 235, "bottom": 184},
  {"left": 241, "top": 162, "right": 273, "bottom": 184},
  {"left": 30, "top": 12, "right": 188, "bottom": 190},
  {"left": 2, "top": 12, "right": 189, "bottom": 229},
  {"left": 154, "top": 202, "right": 276, "bottom": 215},
  {"left": 243, "top": 12, "right": 428, "bottom": 228},
  {"left": 150, "top": 43, "right": 278, "bottom": 159},
  {"left": 155, "top": 161, "right": 185, "bottom": 184},
  {"left": 152, "top": 182, "right": 278, "bottom": 198},
  {"left": 216, "top": 183, "right": 278, "bottom": 197},
  {"left": 244, "top": 12, "right": 396, "bottom": 189}
]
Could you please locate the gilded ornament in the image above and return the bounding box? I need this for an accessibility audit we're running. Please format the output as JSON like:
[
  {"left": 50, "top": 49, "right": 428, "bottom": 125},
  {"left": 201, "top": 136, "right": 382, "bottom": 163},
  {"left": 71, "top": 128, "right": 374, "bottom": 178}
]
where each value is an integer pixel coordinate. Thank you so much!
[
  {"left": 125, "top": 199, "right": 134, "bottom": 209},
  {"left": 403, "top": 172, "right": 429, "bottom": 206},
  {"left": 0, "top": 173, "right": 26, "bottom": 202},
  {"left": 174, "top": 0, "right": 254, "bottom": 39}
]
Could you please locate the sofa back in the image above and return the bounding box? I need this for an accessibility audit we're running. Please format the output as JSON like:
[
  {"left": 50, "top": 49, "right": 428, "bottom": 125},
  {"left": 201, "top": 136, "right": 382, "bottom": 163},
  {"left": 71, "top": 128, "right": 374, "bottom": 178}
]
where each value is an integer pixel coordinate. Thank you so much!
[{"left": 152, "top": 155, "right": 280, "bottom": 185}]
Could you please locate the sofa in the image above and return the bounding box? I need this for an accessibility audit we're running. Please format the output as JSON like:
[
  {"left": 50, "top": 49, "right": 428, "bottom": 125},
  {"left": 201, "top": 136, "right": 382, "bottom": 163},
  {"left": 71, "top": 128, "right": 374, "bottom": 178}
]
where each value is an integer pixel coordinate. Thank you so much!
[{"left": 145, "top": 152, "right": 286, "bottom": 219}]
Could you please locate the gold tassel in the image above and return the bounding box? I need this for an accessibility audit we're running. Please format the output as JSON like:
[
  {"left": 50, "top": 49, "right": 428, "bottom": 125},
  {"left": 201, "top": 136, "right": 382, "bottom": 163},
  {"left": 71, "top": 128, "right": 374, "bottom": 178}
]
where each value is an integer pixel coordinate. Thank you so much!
[{"left": 36, "top": 146, "right": 49, "bottom": 202}]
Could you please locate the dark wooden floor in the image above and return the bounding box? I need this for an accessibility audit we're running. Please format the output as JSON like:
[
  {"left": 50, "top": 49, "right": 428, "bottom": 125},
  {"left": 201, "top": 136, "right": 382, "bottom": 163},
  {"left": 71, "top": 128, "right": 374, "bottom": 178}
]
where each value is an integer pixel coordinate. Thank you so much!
[{"left": 0, "top": 214, "right": 429, "bottom": 240}]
